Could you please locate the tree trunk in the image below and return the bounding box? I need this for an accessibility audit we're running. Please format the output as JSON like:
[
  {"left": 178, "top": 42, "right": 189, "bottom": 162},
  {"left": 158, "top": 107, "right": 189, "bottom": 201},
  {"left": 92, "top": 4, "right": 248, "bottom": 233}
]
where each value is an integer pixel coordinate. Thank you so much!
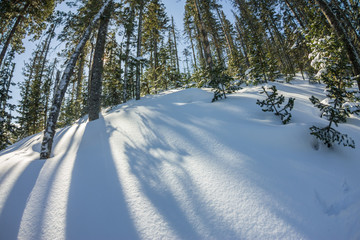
[
  {"left": 314, "top": 0, "right": 360, "bottom": 90},
  {"left": 0, "top": 15, "right": 23, "bottom": 67},
  {"left": 282, "top": 0, "right": 307, "bottom": 29},
  {"left": 154, "top": 38, "right": 158, "bottom": 93},
  {"left": 193, "top": 0, "right": 213, "bottom": 71},
  {"left": 0, "top": 1, "right": 31, "bottom": 66},
  {"left": 216, "top": 8, "right": 236, "bottom": 61},
  {"left": 88, "top": 2, "right": 112, "bottom": 121},
  {"left": 44, "top": 58, "right": 57, "bottom": 125},
  {"left": 1, "top": 63, "right": 15, "bottom": 114},
  {"left": 188, "top": 28, "right": 197, "bottom": 69},
  {"left": 136, "top": 6, "right": 143, "bottom": 100},
  {"left": 38, "top": 24, "right": 56, "bottom": 89},
  {"left": 123, "top": 7, "right": 134, "bottom": 103},
  {"left": 171, "top": 16, "right": 180, "bottom": 73},
  {"left": 195, "top": 24, "right": 206, "bottom": 68},
  {"left": 40, "top": 0, "right": 113, "bottom": 159},
  {"left": 87, "top": 36, "right": 95, "bottom": 97},
  {"left": 233, "top": 12, "right": 250, "bottom": 68},
  {"left": 76, "top": 53, "right": 85, "bottom": 101}
]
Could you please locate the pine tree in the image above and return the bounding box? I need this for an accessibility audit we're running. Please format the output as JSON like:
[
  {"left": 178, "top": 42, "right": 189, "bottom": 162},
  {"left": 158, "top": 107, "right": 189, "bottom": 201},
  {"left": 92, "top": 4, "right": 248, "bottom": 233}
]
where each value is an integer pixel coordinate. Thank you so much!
[
  {"left": 102, "top": 32, "right": 122, "bottom": 107},
  {"left": 0, "top": 50, "right": 16, "bottom": 150},
  {"left": 232, "top": 0, "right": 270, "bottom": 84},
  {"left": 142, "top": 0, "right": 169, "bottom": 94},
  {"left": 313, "top": 0, "right": 360, "bottom": 90},
  {"left": 0, "top": 0, "right": 57, "bottom": 66},
  {"left": 122, "top": 5, "right": 135, "bottom": 103},
  {"left": 309, "top": 33, "right": 360, "bottom": 148},
  {"left": 256, "top": 85, "right": 295, "bottom": 124}
]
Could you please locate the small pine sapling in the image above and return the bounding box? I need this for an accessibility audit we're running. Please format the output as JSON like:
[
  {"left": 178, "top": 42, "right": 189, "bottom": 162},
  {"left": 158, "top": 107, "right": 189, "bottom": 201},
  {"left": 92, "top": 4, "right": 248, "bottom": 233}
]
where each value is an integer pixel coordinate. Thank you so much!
[
  {"left": 308, "top": 33, "right": 360, "bottom": 148},
  {"left": 210, "top": 65, "right": 240, "bottom": 102},
  {"left": 309, "top": 87, "right": 360, "bottom": 148},
  {"left": 256, "top": 85, "right": 295, "bottom": 124}
]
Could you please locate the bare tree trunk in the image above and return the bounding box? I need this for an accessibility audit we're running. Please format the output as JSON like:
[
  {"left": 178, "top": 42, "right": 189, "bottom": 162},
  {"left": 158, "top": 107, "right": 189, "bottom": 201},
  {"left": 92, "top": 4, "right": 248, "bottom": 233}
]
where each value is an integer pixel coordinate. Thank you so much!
[
  {"left": 87, "top": 36, "right": 95, "bottom": 97},
  {"left": 38, "top": 24, "right": 56, "bottom": 88},
  {"left": 88, "top": 2, "right": 112, "bottom": 121},
  {"left": 40, "top": 0, "right": 113, "bottom": 159},
  {"left": 44, "top": 58, "right": 57, "bottom": 124},
  {"left": 123, "top": 7, "right": 134, "bottom": 103},
  {"left": 0, "top": 15, "right": 23, "bottom": 67},
  {"left": 0, "top": 2, "right": 31, "bottom": 66},
  {"left": 136, "top": 6, "right": 143, "bottom": 100},
  {"left": 195, "top": 24, "right": 206, "bottom": 68},
  {"left": 76, "top": 53, "right": 85, "bottom": 101},
  {"left": 193, "top": 0, "right": 213, "bottom": 71},
  {"left": 282, "top": 0, "right": 307, "bottom": 29},
  {"left": 171, "top": 16, "right": 180, "bottom": 73},
  {"left": 188, "top": 28, "right": 197, "bottom": 69},
  {"left": 154, "top": 39, "right": 158, "bottom": 93},
  {"left": 216, "top": 8, "right": 236, "bottom": 61}
]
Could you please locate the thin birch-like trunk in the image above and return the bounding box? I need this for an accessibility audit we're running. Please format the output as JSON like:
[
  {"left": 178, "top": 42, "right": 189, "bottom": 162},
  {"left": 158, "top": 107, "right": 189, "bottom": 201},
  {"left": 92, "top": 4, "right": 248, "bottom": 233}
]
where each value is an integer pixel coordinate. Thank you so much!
[{"left": 40, "top": 0, "right": 113, "bottom": 159}]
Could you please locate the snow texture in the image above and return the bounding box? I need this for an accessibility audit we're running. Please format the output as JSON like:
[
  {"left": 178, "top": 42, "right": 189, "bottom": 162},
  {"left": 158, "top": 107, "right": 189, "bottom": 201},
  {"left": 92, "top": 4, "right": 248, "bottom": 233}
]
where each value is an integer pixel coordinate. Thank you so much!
[{"left": 1, "top": 77, "right": 360, "bottom": 239}]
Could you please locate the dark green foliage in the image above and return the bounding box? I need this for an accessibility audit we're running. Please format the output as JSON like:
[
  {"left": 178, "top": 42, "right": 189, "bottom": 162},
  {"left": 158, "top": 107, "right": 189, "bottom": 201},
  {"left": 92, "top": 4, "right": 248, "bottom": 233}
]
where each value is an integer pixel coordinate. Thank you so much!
[
  {"left": 210, "top": 66, "right": 241, "bottom": 102},
  {"left": 308, "top": 32, "right": 360, "bottom": 149},
  {"left": 256, "top": 85, "right": 295, "bottom": 124},
  {"left": 309, "top": 94, "right": 359, "bottom": 149},
  {"left": 309, "top": 125, "right": 355, "bottom": 148},
  {"left": 0, "top": 50, "right": 17, "bottom": 150}
]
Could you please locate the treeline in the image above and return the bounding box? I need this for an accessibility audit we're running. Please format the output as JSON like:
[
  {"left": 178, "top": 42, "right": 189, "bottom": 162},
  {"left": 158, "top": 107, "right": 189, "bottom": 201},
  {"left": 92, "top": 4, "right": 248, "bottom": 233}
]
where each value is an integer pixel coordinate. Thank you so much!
[{"left": 0, "top": 0, "right": 359, "bottom": 155}]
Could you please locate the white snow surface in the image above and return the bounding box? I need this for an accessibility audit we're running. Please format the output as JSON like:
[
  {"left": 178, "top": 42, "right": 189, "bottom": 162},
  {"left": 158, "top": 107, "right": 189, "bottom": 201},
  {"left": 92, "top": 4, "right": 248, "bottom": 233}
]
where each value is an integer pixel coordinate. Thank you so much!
[{"left": 1, "top": 79, "right": 360, "bottom": 240}]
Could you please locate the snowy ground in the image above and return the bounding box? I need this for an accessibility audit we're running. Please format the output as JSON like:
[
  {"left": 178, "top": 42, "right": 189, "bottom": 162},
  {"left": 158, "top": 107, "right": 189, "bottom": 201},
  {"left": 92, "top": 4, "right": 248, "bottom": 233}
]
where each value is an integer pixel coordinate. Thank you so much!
[{"left": 1, "top": 78, "right": 360, "bottom": 239}]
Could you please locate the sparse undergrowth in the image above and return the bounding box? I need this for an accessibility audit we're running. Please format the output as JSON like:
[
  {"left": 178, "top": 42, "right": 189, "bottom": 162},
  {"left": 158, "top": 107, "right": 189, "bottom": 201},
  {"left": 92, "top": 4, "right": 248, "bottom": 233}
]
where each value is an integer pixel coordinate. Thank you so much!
[{"left": 256, "top": 85, "right": 295, "bottom": 124}]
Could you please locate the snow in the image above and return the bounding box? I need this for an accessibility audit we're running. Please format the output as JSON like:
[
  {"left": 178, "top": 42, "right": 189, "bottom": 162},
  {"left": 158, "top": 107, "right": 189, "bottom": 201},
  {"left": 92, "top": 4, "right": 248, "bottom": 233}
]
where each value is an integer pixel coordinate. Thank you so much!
[{"left": 1, "top": 78, "right": 360, "bottom": 239}]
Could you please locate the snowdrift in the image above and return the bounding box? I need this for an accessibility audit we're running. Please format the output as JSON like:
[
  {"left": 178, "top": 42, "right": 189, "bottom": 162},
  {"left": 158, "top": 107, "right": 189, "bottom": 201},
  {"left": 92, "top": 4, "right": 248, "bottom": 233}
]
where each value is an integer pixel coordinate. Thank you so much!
[{"left": 1, "top": 80, "right": 360, "bottom": 239}]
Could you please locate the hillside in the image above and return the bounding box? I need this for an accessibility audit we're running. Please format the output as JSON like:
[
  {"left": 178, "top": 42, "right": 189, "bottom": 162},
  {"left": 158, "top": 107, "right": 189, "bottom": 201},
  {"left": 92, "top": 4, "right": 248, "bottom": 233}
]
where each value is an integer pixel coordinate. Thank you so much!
[{"left": 1, "top": 79, "right": 360, "bottom": 239}]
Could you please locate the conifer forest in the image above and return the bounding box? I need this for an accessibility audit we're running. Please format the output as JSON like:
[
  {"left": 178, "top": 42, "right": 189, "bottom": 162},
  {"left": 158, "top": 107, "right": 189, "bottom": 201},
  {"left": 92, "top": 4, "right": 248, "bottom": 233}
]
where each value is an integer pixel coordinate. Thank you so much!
[
  {"left": 0, "top": 0, "right": 360, "bottom": 156},
  {"left": 1, "top": 1, "right": 360, "bottom": 239}
]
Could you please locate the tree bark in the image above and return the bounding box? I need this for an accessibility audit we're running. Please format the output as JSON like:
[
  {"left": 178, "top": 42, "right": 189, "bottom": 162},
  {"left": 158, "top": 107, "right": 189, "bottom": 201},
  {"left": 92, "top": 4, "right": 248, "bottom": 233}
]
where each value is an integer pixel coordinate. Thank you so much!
[
  {"left": 40, "top": 0, "right": 113, "bottom": 159},
  {"left": 171, "top": 16, "right": 180, "bottom": 73},
  {"left": 136, "top": 6, "right": 143, "bottom": 100},
  {"left": 123, "top": 7, "right": 134, "bottom": 103},
  {"left": 0, "top": 15, "right": 23, "bottom": 67},
  {"left": 88, "top": 2, "right": 112, "bottom": 121},
  {"left": 188, "top": 28, "right": 197, "bottom": 69},
  {"left": 193, "top": 0, "right": 213, "bottom": 71}
]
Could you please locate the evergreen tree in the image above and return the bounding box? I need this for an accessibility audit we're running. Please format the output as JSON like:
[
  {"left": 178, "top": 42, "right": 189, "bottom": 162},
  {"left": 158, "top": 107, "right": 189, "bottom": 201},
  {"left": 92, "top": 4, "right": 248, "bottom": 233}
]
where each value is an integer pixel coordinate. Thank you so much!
[
  {"left": 0, "top": 0, "right": 57, "bottom": 66},
  {"left": 313, "top": 0, "right": 360, "bottom": 90},
  {"left": 142, "top": 0, "right": 169, "bottom": 94},
  {"left": 0, "top": 50, "right": 16, "bottom": 150},
  {"left": 309, "top": 33, "right": 360, "bottom": 148},
  {"left": 232, "top": 0, "right": 270, "bottom": 84},
  {"left": 102, "top": 32, "right": 122, "bottom": 107},
  {"left": 135, "top": 0, "right": 146, "bottom": 100},
  {"left": 256, "top": 85, "right": 295, "bottom": 124},
  {"left": 122, "top": 5, "right": 136, "bottom": 103}
]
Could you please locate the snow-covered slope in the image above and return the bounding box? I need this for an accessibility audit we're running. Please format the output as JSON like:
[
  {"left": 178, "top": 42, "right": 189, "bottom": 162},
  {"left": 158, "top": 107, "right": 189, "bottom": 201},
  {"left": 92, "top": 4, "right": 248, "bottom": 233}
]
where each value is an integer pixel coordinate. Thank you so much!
[{"left": 1, "top": 80, "right": 360, "bottom": 239}]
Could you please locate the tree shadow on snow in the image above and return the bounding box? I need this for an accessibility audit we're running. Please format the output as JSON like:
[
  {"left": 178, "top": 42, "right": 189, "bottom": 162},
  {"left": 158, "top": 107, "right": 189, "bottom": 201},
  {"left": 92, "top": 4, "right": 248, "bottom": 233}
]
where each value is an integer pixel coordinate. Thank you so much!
[
  {"left": 121, "top": 111, "right": 241, "bottom": 239},
  {"left": 15, "top": 120, "right": 87, "bottom": 239},
  {"left": 0, "top": 160, "right": 44, "bottom": 239},
  {"left": 65, "top": 117, "right": 139, "bottom": 240}
]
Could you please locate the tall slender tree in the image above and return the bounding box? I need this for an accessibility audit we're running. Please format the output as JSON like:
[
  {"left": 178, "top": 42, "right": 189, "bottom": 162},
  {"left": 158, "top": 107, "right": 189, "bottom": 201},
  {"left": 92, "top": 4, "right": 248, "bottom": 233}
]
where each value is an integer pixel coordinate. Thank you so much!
[
  {"left": 41, "top": 0, "right": 114, "bottom": 159},
  {"left": 88, "top": 1, "right": 113, "bottom": 121}
]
